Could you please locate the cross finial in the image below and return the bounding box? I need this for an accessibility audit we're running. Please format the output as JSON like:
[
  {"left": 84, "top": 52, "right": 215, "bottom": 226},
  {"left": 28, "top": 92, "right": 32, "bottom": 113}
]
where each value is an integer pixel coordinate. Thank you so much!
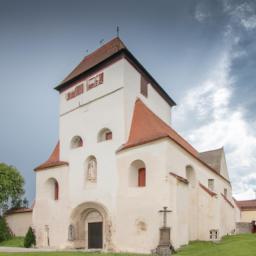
[
  {"left": 117, "top": 26, "right": 120, "bottom": 37},
  {"left": 159, "top": 206, "right": 172, "bottom": 227}
]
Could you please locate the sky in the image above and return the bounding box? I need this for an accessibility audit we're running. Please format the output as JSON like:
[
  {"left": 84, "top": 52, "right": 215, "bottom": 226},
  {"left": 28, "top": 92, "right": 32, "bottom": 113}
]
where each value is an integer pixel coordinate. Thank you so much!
[{"left": 0, "top": 0, "right": 255, "bottom": 204}]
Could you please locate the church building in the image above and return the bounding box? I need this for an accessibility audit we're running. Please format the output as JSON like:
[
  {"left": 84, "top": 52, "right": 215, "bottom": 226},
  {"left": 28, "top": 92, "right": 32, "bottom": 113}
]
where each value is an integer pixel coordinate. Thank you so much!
[{"left": 33, "top": 37, "right": 237, "bottom": 253}]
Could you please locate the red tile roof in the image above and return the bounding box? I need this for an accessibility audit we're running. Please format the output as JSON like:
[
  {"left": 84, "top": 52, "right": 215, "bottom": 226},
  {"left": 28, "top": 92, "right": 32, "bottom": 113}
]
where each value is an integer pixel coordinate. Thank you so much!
[
  {"left": 55, "top": 37, "right": 176, "bottom": 107},
  {"left": 119, "top": 99, "right": 198, "bottom": 155},
  {"left": 60, "top": 37, "right": 126, "bottom": 86},
  {"left": 169, "top": 172, "right": 189, "bottom": 184},
  {"left": 199, "top": 183, "right": 217, "bottom": 197},
  {"left": 118, "top": 99, "right": 230, "bottom": 184},
  {"left": 221, "top": 193, "right": 235, "bottom": 208},
  {"left": 236, "top": 199, "right": 256, "bottom": 211},
  {"left": 5, "top": 207, "right": 33, "bottom": 215},
  {"left": 34, "top": 142, "right": 68, "bottom": 171}
]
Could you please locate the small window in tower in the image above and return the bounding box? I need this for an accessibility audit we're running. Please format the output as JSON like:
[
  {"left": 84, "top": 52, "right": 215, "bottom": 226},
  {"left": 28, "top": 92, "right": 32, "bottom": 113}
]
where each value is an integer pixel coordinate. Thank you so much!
[
  {"left": 208, "top": 179, "right": 214, "bottom": 191},
  {"left": 70, "top": 136, "right": 83, "bottom": 149},
  {"left": 138, "top": 168, "right": 146, "bottom": 187},
  {"left": 105, "top": 131, "right": 112, "bottom": 140},
  {"left": 140, "top": 75, "right": 148, "bottom": 97},
  {"left": 97, "top": 128, "right": 113, "bottom": 142},
  {"left": 54, "top": 181, "right": 59, "bottom": 200}
]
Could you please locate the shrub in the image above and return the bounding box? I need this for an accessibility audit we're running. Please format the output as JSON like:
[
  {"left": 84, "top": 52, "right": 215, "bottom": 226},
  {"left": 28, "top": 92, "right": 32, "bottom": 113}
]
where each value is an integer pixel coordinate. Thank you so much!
[
  {"left": 0, "top": 216, "right": 13, "bottom": 242},
  {"left": 24, "top": 227, "right": 36, "bottom": 248}
]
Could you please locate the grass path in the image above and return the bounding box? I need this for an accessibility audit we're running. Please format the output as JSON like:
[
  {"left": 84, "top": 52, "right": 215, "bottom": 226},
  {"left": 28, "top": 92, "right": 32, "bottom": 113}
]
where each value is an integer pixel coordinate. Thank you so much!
[
  {"left": 0, "top": 234, "right": 255, "bottom": 256},
  {"left": 0, "top": 237, "right": 24, "bottom": 248}
]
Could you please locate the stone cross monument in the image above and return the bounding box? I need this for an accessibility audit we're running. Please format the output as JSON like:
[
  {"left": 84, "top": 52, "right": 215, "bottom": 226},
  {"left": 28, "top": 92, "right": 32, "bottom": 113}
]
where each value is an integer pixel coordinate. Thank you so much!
[{"left": 156, "top": 206, "right": 172, "bottom": 256}]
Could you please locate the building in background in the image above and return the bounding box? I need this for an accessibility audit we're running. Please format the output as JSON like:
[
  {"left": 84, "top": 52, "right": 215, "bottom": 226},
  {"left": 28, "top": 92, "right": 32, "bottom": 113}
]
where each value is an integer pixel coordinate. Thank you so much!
[
  {"left": 5, "top": 208, "right": 33, "bottom": 236},
  {"left": 236, "top": 199, "right": 256, "bottom": 223}
]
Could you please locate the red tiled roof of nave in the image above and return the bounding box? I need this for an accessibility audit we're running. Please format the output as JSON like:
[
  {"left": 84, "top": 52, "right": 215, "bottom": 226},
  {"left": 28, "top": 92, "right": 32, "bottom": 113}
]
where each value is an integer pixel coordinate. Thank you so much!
[
  {"left": 34, "top": 142, "right": 68, "bottom": 171},
  {"left": 119, "top": 99, "right": 230, "bottom": 184},
  {"left": 120, "top": 99, "right": 198, "bottom": 155}
]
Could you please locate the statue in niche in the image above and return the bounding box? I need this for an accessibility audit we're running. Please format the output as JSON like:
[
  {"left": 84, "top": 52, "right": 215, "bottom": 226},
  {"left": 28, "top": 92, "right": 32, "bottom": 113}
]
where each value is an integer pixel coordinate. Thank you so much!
[{"left": 87, "top": 158, "right": 97, "bottom": 182}]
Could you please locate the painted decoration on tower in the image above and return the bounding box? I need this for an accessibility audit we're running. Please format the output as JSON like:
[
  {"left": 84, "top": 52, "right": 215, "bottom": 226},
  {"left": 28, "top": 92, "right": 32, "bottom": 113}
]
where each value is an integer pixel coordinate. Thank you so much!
[
  {"left": 87, "top": 73, "right": 104, "bottom": 90},
  {"left": 66, "top": 84, "right": 84, "bottom": 100},
  {"left": 65, "top": 72, "right": 104, "bottom": 101}
]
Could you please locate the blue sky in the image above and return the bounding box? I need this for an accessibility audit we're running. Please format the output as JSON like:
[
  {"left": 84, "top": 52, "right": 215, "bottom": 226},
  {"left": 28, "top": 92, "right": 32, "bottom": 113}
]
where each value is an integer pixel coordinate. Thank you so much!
[{"left": 0, "top": 0, "right": 255, "bottom": 203}]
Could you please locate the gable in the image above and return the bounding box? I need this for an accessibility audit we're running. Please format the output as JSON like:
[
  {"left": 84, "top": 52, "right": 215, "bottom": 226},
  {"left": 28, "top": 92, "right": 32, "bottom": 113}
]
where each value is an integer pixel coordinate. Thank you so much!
[{"left": 198, "top": 148, "right": 230, "bottom": 180}]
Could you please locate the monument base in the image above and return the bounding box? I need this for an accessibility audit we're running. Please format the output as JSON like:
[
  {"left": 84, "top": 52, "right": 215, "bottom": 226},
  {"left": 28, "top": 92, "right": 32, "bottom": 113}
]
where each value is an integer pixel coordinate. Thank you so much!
[
  {"left": 156, "top": 227, "right": 172, "bottom": 256},
  {"left": 156, "top": 245, "right": 171, "bottom": 256}
]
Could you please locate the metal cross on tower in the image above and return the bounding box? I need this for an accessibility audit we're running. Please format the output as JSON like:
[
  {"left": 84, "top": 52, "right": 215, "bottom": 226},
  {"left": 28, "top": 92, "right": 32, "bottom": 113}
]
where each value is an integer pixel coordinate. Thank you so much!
[{"left": 159, "top": 206, "right": 172, "bottom": 228}]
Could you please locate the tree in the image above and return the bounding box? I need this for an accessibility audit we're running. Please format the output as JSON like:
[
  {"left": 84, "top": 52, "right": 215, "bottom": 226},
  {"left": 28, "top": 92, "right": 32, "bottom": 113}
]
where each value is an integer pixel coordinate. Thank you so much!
[
  {"left": 0, "top": 216, "right": 13, "bottom": 242},
  {"left": 24, "top": 227, "right": 36, "bottom": 248},
  {"left": 0, "top": 163, "right": 25, "bottom": 215}
]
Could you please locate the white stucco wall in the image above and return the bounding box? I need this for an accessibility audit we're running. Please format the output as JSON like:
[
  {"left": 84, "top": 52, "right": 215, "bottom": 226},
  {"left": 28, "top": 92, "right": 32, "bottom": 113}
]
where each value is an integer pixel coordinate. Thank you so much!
[
  {"left": 116, "top": 139, "right": 171, "bottom": 253},
  {"left": 33, "top": 166, "right": 70, "bottom": 248}
]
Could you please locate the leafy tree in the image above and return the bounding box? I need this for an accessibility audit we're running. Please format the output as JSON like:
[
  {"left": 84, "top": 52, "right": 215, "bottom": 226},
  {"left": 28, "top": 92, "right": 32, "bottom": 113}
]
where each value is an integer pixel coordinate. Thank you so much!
[
  {"left": 24, "top": 227, "right": 36, "bottom": 248},
  {"left": 0, "top": 163, "right": 25, "bottom": 215},
  {"left": 0, "top": 216, "right": 13, "bottom": 242},
  {"left": 11, "top": 197, "right": 29, "bottom": 210}
]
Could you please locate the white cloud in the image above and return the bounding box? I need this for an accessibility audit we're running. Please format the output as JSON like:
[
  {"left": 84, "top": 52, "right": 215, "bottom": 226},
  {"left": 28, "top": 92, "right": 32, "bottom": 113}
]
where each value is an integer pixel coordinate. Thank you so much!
[
  {"left": 227, "top": 1, "right": 256, "bottom": 30},
  {"left": 173, "top": 48, "right": 256, "bottom": 199}
]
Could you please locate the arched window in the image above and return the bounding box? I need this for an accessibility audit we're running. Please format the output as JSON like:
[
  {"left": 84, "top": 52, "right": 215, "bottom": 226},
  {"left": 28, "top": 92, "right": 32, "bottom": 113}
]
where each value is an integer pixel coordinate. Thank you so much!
[
  {"left": 138, "top": 168, "right": 146, "bottom": 187},
  {"left": 97, "top": 128, "right": 112, "bottom": 142},
  {"left": 54, "top": 181, "right": 59, "bottom": 200},
  {"left": 129, "top": 160, "right": 146, "bottom": 187},
  {"left": 70, "top": 136, "right": 83, "bottom": 149},
  {"left": 186, "top": 165, "right": 196, "bottom": 188},
  {"left": 45, "top": 178, "right": 59, "bottom": 201}
]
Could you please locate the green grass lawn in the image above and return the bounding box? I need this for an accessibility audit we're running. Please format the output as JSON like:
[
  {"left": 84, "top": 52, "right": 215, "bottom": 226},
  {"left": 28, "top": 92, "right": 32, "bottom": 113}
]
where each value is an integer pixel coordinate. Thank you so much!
[
  {"left": 176, "top": 233, "right": 256, "bottom": 256},
  {"left": 0, "top": 237, "right": 24, "bottom": 248},
  {"left": 0, "top": 234, "right": 255, "bottom": 256}
]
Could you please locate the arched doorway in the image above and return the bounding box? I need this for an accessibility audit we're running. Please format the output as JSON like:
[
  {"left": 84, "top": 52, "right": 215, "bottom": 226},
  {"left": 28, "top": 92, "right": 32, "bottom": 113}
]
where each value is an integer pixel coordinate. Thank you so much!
[
  {"left": 86, "top": 210, "right": 103, "bottom": 249},
  {"left": 70, "top": 202, "right": 111, "bottom": 250}
]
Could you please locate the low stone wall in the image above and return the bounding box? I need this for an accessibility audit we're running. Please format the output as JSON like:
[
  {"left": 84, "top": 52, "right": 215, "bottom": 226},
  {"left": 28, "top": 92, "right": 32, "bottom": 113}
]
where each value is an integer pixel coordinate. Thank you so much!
[
  {"left": 5, "top": 210, "right": 32, "bottom": 236},
  {"left": 236, "top": 222, "right": 252, "bottom": 234}
]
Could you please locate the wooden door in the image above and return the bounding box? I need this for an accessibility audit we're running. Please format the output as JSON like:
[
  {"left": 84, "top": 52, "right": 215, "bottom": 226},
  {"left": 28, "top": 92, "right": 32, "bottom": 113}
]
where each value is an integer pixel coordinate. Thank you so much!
[
  {"left": 138, "top": 168, "right": 146, "bottom": 187},
  {"left": 88, "top": 222, "right": 103, "bottom": 249}
]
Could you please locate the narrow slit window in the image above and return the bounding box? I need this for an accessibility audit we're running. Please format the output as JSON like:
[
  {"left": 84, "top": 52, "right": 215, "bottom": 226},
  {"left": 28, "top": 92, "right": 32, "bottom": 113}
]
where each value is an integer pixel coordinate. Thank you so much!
[
  {"left": 208, "top": 179, "right": 214, "bottom": 191},
  {"left": 54, "top": 181, "right": 59, "bottom": 200},
  {"left": 140, "top": 76, "right": 148, "bottom": 97}
]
